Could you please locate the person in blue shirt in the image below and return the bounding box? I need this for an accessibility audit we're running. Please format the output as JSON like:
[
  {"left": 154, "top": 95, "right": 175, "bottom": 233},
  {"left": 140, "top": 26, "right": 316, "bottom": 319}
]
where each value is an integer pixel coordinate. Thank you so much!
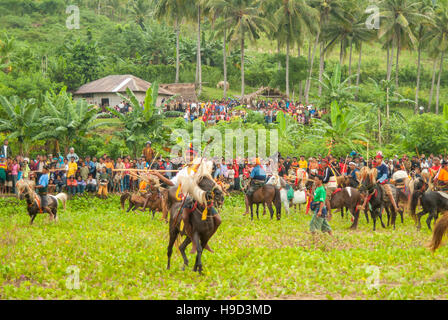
[
  {"left": 374, "top": 153, "right": 400, "bottom": 212},
  {"left": 246, "top": 158, "right": 267, "bottom": 198},
  {"left": 35, "top": 166, "right": 52, "bottom": 213},
  {"left": 250, "top": 158, "right": 266, "bottom": 181}
]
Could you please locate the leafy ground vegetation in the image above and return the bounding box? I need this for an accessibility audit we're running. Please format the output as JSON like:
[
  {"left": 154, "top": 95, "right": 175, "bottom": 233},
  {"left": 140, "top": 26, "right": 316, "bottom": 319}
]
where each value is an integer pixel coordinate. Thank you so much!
[{"left": 1, "top": 194, "right": 447, "bottom": 300}]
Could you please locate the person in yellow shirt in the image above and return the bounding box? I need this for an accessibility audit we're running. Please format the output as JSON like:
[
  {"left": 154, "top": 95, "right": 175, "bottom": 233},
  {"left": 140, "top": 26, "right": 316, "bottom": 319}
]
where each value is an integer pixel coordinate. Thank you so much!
[
  {"left": 435, "top": 160, "right": 448, "bottom": 190},
  {"left": 67, "top": 158, "right": 78, "bottom": 178},
  {"left": 298, "top": 155, "right": 308, "bottom": 170}
]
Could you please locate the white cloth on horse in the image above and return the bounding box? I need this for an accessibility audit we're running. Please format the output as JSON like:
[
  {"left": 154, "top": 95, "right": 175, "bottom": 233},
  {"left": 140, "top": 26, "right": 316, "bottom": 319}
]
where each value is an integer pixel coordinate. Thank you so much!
[{"left": 392, "top": 170, "right": 409, "bottom": 181}]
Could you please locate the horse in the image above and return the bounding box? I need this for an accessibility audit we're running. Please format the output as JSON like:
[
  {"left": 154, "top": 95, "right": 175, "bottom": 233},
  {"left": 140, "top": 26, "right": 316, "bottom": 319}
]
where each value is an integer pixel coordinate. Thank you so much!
[
  {"left": 166, "top": 175, "right": 224, "bottom": 274},
  {"left": 243, "top": 179, "right": 281, "bottom": 221},
  {"left": 266, "top": 175, "right": 306, "bottom": 215},
  {"left": 330, "top": 187, "right": 368, "bottom": 229},
  {"left": 16, "top": 179, "right": 67, "bottom": 225},
  {"left": 410, "top": 177, "right": 448, "bottom": 231},
  {"left": 336, "top": 175, "right": 359, "bottom": 188},
  {"left": 358, "top": 167, "right": 403, "bottom": 231}
]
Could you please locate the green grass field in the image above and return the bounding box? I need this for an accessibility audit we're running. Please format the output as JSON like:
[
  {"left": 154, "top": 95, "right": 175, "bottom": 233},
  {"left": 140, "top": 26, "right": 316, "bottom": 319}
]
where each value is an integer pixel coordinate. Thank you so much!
[{"left": 1, "top": 194, "right": 447, "bottom": 300}]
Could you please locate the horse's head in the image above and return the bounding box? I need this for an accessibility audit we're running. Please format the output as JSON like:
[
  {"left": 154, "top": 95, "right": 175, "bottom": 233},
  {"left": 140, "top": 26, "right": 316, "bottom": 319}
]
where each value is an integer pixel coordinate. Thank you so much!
[
  {"left": 413, "top": 177, "right": 427, "bottom": 192},
  {"left": 358, "top": 167, "right": 377, "bottom": 194},
  {"left": 16, "top": 179, "right": 34, "bottom": 200},
  {"left": 198, "top": 176, "right": 225, "bottom": 208}
]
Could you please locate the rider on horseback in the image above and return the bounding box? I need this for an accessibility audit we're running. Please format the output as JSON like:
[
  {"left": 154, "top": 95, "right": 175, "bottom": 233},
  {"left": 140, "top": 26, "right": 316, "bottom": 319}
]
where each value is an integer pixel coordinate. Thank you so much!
[
  {"left": 247, "top": 158, "right": 267, "bottom": 197},
  {"left": 374, "top": 152, "right": 400, "bottom": 211},
  {"left": 151, "top": 145, "right": 221, "bottom": 254},
  {"left": 434, "top": 160, "right": 448, "bottom": 191},
  {"left": 35, "top": 166, "right": 52, "bottom": 214}
]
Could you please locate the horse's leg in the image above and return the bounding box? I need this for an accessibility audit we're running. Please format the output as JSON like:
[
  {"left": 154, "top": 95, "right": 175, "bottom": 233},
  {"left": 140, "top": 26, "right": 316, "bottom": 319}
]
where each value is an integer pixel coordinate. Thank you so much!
[
  {"left": 250, "top": 203, "right": 254, "bottom": 221},
  {"left": 372, "top": 210, "right": 377, "bottom": 231},
  {"left": 30, "top": 214, "right": 37, "bottom": 225},
  {"left": 192, "top": 232, "right": 202, "bottom": 273},
  {"left": 167, "top": 229, "right": 178, "bottom": 270},
  {"left": 416, "top": 210, "right": 426, "bottom": 231},
  {"left": 427, "top": 209, "right": 437, "bottom": 231},
  {"left": 267, "top": 202, "right": 276, "bottom": 220},
  {"left": 390, "top": 207, "right": 397, "bottom": 230},
  {"left": 179, "top": 237, "right": 191, "bottom": 270},
  {"left": 256, "top": 203, "right": 260, "bottom": 220},
  {"left": 378, "top": 206, "right": 386, "bottom": 229},
  {"left": 349, "top": 207, "right": 359, "bottom": 230},
  {"left": 364, "top": 209, "right": 369, "bottom": 223}
]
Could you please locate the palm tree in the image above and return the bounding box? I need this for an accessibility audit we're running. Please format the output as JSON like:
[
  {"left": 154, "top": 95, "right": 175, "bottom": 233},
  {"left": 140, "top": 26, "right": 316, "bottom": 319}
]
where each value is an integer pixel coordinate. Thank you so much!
[
  {"left": 154, "top": 0, "right": 191, "bottom": 83},
  {"left": 206, "top": 0, "right": 233, "bottom": 99},
  {"left": 413, "top": 0, "right": 435, "bottom": 113},
  {"left": 217, "top": 0, "right": 271, "bottom": 97},
  {"left": 425, "top": 6, "right": 448, "bottom": 114},
  {"left": 0, "top": 96, "right": 40, "bottom": 156},
  {"left": 307, "top": 0, "right": 344, "bottom": 99},
  {"left": 270, "top": 0, "right": 318, "bottom": 98},
  {"left": 378, "top": 0, "right": 428, "bottom": 88},
  {"left": 129, "top": 0, "right": 152, "bottom": 30},
  {"left": 35, "top": 88, "right": 108, "bottom": 154}
]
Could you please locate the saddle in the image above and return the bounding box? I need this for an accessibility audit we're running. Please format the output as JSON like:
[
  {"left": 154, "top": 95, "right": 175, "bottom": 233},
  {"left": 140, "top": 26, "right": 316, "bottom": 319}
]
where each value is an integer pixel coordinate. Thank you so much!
[{"left": 247, "top": 179, "right": 265, "bottom": 197}]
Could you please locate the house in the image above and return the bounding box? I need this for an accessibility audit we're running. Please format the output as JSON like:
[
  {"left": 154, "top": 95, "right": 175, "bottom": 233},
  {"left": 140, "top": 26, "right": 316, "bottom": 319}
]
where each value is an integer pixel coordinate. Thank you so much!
[{"left": 73, "top": 75, "right": 175, "bottom": 108}]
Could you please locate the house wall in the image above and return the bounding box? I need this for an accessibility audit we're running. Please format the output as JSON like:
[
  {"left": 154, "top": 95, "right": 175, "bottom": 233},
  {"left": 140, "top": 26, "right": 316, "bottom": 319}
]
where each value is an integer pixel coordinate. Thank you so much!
[{"left": 73, "top": 92, "right": 168, "bottom": 108}]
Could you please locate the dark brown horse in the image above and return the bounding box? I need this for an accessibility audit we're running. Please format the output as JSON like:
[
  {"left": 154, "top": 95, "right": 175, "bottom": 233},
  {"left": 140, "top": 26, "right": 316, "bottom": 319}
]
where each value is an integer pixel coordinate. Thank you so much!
[
  {"left": 330, "top": 187, "right": 368, "bottom": 229},
  {"left": 167, "top": 175, "right": 224, "bottom": 274},
  {"left": 244, "top": 182, "right": 282, "bottom": 220}
]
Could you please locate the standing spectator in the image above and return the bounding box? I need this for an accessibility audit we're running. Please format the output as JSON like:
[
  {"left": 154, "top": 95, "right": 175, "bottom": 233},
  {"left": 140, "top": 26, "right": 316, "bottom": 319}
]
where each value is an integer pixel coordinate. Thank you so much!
[
  {"left": 80, "top": 161, "right": 89, "bottom": 182},
  {"left": 123, "top": 158, "right": 131, "bottom": 192},
  {"left": 142, "top": 141, "right": 154, "bottom": 163},
  {"left": 0, "top": 139, "right": 11, "bottom": 158},
  {"left": 66, "top": 147, "right": 79, "bottom": 162},
  {"left": 164, "top": 157, "right": 173, "bottom": 179},
  {"left": 0, "top": 156, "right": 6, "bottom": 194},
  {"left": 115, "top": 157, "right": 125, "bottom": 192},
  {"left": 233, "top": 160, "right": 240, "bottom": 191},
  {"left": 10, "top": 159, "right": 18, "bottom": 194},
  {"left": 98, "top": 167, "right": 109, "bottom": 199},
  {"left": 67, "top": 157, "right": 78, "bottom": 178}
]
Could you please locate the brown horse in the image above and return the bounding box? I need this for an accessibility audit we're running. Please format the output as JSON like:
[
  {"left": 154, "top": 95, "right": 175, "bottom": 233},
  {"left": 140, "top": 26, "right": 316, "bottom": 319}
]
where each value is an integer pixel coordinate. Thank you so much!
[
  {"left": 330, "top": 187, "right": 368, "bottom": 229},
  {"left": 244, "top": 183, "right": 282, "bottom": 220},
  {"left": 166, "top": 175, "right": 224, "bottom": 274}
]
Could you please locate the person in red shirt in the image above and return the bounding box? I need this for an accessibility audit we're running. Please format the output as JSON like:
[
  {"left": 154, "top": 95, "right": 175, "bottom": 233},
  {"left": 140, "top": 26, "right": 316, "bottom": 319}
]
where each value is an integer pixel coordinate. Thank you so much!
[{"left": 233, "top": 160, "right": 240, "bottom": 191}]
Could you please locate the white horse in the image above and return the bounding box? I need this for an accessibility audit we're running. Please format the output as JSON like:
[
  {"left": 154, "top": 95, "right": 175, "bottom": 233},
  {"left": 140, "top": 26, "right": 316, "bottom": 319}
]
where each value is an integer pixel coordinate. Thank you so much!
[{"left": 267, "top": 175, "right": 307, "bottom": 215}]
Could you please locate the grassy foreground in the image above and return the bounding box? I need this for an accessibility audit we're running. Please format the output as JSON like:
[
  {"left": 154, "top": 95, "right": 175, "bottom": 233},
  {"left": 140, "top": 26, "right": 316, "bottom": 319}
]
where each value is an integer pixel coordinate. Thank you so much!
[{"left": 1, "top": 194, "right": 448, "bottom": 300}]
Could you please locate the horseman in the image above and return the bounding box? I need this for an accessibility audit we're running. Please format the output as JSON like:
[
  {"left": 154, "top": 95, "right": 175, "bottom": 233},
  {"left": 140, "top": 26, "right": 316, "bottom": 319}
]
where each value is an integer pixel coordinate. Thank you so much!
[
  {"left": 35, "top": 166, "right": 52, "bottom": 215},
  {"left": 374, "top": 152, "right": 400, "bottom": 212},
  {"left": 434, "top": 160, "right": 448, "bottom": 191},
  {"left": 247, "top": 158, "right": 267, "bottom": 197},
  {"left": 151, "top": 144, "right": 221, "bottom": 254}
]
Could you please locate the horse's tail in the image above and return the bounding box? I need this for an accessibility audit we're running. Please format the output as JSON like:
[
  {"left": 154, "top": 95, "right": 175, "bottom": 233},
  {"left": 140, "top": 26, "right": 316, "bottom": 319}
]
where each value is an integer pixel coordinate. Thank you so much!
[
  {"left": 54, "top": 193, "right": 67, "bottom": 211},
  {"left": 120, "top": 192, "right": 130, "bottom": 210},
  {"left": 429, "top": 212, "right": 448, "bottom": 252},
  {"left": 410, "top": 190, "right": 423, "bottom": 222}
]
